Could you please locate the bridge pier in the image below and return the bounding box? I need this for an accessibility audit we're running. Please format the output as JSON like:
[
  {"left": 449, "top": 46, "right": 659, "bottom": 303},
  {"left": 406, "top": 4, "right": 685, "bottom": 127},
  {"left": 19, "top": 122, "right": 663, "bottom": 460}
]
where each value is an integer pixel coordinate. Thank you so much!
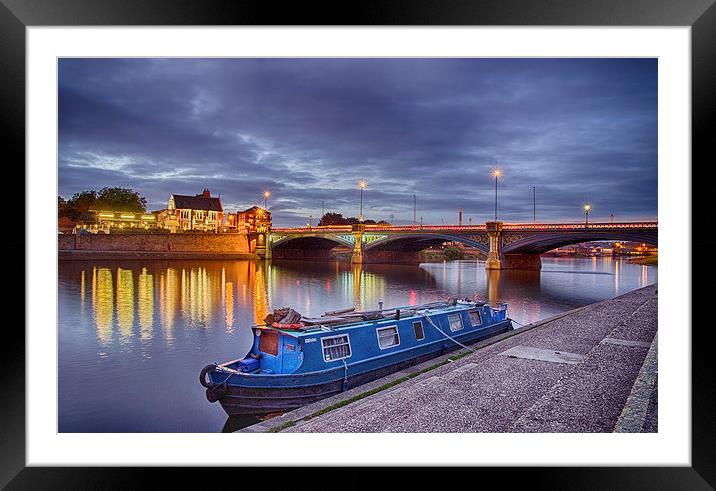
[
  {"left": 254, "top": 224, "right": 271, "bottom": 260},
  {"left": 351, "top": 224, "right": 365, "bottom": 264},
  {"left": 485, "top": 221, "right": 541, "bottom": 271},
  {"left": 485, "top": 221, "right": 503, "bottom": 270}
]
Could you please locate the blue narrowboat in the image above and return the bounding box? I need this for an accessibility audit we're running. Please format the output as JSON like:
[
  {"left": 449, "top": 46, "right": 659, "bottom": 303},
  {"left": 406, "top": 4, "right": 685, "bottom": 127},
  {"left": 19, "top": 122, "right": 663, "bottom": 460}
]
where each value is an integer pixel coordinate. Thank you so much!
[{"left": 199, "top": 298, "right": 513, "bottom": 417}]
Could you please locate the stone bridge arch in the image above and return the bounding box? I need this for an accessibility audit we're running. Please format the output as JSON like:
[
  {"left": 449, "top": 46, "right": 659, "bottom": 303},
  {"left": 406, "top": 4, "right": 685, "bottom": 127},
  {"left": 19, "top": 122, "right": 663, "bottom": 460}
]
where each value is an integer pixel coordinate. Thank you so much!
[
  {"left": 364, "top": 233, "right": 489, "bottom": 254},
  {"left": 270, "top": 233, "right": 355, "bottom": 260},
  {"left": 502, "top": 230, "right": 658, "bottom": 255}
]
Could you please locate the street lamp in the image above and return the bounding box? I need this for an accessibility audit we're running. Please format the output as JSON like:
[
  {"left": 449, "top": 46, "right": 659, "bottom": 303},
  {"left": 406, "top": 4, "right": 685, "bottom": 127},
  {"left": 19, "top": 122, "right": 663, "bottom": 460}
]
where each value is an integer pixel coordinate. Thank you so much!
[
  {"left": 263, "top": 190, "right": 270, "bottom": 210},
  {"left": 492, "top": 168, "right": 502, "bottom": 221},
  {"left": 584, "top": 203, "right": 592, "bottom": 227},
  {"left": 358, "top": 179, "right": 367, "bottom": 222}
]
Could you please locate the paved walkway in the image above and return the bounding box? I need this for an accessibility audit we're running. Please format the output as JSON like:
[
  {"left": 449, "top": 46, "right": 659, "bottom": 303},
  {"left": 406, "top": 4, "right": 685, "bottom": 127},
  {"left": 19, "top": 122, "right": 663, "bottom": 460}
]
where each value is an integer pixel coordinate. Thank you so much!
[{"left": 242, "top": 284, "right": 658, "bottom": 433}]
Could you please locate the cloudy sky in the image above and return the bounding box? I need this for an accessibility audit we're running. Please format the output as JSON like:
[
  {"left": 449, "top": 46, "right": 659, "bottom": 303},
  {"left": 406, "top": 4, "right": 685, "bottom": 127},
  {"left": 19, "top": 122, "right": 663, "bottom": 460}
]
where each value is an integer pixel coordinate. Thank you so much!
[{"left": 58, "top": 58, "right": 657, "bottom": 226}]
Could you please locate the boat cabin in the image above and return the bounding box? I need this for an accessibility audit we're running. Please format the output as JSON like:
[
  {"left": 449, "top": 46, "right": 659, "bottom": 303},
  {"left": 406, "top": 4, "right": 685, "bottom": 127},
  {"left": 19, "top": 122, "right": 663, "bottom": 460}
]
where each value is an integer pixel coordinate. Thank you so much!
[{"left": 233, "top": 300, "right": 508, "bottom": 376}]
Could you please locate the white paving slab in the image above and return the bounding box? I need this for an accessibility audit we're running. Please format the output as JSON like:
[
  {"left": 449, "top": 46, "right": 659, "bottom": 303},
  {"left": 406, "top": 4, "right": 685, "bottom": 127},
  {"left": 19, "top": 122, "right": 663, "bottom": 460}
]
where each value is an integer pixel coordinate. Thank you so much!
[{"left": 499, "top": 345, "right": 585, "bottom": 364}]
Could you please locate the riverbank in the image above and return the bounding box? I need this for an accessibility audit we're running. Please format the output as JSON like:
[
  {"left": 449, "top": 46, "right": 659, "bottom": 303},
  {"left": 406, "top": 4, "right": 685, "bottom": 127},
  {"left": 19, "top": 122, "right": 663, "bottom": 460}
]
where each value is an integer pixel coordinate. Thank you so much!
[
  {"left": 628, "top": 255, "right": 658, "bottom": 265},
  {"left": 58, "top": 250, "right": 258, "bottom": 260},
  {"left": 240, "top": 283, "right": 658, "bottom": 433},
  {"left": 58, "top": 231, "right": 254, "bottom": 260}
]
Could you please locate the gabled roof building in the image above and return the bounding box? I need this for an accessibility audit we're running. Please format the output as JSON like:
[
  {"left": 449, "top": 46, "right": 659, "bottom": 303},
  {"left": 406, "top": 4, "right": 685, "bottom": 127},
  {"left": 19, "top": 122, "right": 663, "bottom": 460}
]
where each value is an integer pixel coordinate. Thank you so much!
[{"left": 165, "top": 188, "right": 224, "bottom": 231}]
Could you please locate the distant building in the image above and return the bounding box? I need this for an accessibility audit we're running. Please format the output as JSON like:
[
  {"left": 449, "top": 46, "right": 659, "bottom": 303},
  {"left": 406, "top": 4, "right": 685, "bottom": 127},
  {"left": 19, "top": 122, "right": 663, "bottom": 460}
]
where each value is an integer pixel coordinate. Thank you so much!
[
  {"left": 236, "top": 206, "right": 271, "bottom": 234},
  {"left": 166, "top": 189, "right": 223, "bottom": 232},
  {"left": 92, "top": 210, "right": 158, "bottom": 232}
]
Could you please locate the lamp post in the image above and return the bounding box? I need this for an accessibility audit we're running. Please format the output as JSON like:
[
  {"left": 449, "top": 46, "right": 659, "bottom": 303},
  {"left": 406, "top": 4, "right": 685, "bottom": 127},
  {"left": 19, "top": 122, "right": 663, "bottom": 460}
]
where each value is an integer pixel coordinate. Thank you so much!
[
  {"left": 492, "top": 168, "right": 502, "bottom": 221},
  {"left": 358, "top": 179, "right": 367, "bottom": 222},
  {"left": 584, "top": 204, "right": 591, "bottom": 227},
  {"left": 263, "top": 190, "right": 270, "bottom": 210}
]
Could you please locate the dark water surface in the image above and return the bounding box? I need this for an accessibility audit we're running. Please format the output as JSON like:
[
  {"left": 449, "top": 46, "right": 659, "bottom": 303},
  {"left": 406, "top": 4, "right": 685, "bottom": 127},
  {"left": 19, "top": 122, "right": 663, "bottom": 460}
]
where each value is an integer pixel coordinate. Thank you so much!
[{"left": 58, "top": 256, "right": 656, "bottom": 432}]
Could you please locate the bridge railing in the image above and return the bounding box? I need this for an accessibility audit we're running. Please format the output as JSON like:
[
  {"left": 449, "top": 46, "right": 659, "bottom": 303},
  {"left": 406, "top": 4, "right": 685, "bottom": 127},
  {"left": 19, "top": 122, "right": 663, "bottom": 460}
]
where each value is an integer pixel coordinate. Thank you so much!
[
  {"left": 364, "top": 224, "right": 488, "bottom": 232},
  {"left": 501, "top": 222, "right": 658, "bottom": 231},
  {"left": 271, "top": 226, "right": 353, "bottom": 233},
  {"left": 272, "top": 221, "right": 657, "bottom": 233}
]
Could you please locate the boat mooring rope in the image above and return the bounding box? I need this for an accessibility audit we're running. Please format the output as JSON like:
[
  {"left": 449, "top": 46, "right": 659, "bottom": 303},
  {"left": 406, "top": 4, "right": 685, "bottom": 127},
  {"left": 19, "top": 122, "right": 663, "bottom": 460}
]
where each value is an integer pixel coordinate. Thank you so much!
[
  {"left": 508, "top": 317, "right": 529, "bottom": 328},
  {"left": 341, "top": 359, "right": 349, "bottom": 392},
  {"left": 422, "top": 313, "right": 477, "bottom": 355}
]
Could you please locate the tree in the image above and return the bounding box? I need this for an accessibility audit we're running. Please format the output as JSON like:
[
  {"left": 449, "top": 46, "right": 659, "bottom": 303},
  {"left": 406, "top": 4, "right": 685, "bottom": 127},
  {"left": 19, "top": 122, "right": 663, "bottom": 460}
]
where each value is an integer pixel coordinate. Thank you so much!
[
  {"left": 59, "top": 187, "right": 148, "bottom": 220},
  {"left": 63, "top": 190, "right": 97, "bottom": 220},
  {"left": 318, "top": 212, "right": 347, "bottom": 226},
  {"left": 58, "top": 196, "right": 68, "bottom": 217},
  {"left": 95, "top": 187, "right": 147, "bottom": 212},
  {"left": 317, "top": 212, "right": 390, "bottom": 226}
]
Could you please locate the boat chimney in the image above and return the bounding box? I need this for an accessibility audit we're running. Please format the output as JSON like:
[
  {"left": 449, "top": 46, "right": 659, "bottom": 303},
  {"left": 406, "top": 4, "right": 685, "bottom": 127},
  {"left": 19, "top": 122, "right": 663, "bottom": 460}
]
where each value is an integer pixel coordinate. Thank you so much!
[{"left": 459, "top": 208, "right": 463, "bottom": 226}]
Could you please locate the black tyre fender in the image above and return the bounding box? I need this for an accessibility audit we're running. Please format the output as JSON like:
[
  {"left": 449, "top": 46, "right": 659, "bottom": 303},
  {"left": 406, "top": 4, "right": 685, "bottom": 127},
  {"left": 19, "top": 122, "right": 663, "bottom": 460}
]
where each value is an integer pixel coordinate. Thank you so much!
[
  {"left": 205, "top": 384, "right": 227, "bottom": 403},
  {"left": 199, "top": 364, "right": 217, "bottom": 388}
]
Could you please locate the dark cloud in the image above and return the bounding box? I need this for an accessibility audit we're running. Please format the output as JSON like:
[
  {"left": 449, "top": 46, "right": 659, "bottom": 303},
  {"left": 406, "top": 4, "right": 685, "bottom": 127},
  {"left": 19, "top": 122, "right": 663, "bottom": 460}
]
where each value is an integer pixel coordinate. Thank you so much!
[{"left": 58, "top": 58, "right": 657, "bottom": 225}]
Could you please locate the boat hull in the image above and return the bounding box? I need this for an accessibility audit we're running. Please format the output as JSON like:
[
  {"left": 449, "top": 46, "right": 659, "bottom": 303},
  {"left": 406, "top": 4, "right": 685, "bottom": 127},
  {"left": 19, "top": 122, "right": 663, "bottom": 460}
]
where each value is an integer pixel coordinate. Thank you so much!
[{"left": 210, "top": 319, "right": 513, "bottom": 417}]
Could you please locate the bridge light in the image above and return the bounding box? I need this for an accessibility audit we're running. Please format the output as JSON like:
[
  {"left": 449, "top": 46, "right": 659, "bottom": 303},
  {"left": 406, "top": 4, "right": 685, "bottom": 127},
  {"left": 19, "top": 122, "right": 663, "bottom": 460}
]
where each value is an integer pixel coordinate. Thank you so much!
[
  {"left": 491, "top": 168, "right": 502, "bottom": 221},
  {"left": 358, "top": 179, "right": 367, "bottom": 222},
  {"left": 584, "top": 203, "right": 591, "bottom": 227}
]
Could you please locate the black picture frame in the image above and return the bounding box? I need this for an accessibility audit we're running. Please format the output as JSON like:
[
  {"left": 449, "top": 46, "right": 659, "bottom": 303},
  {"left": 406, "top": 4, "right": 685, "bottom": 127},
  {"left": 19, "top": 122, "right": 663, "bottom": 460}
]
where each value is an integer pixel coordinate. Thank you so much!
[{"left": 2, "top": 0, "right": 711, "bottom": 487}]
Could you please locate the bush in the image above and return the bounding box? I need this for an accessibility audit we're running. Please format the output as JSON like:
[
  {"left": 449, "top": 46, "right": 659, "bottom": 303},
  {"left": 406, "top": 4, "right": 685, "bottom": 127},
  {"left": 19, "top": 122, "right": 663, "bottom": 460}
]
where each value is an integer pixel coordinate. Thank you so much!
[{"left": 443, "top": 247, "right": 464, "bottom": 261}]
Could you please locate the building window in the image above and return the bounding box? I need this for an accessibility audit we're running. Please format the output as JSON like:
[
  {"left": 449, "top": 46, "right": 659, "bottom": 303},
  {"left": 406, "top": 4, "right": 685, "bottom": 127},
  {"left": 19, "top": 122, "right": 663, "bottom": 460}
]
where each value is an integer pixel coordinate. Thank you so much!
[
  {"left": 448, "top": 314, "right": 464, "bottom": 332},
  {"left": 413, "top": 321, "right": 425, "bottom": 341},
  {"left": 376, "top": 326, "right": 400, "bottom": 349},
  {"left": 469, "top": 310, "right": 482, "bottom": 327},
  {"left": 322, "top": 335, "right": 351, "bottom": 362}
]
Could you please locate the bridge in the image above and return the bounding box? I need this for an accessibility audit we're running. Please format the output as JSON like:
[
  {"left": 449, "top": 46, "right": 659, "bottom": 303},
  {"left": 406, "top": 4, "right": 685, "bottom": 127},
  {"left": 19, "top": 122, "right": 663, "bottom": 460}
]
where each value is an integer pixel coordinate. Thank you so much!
[{"left": 257, "top": 220, "right": 658, "bottom": 270}]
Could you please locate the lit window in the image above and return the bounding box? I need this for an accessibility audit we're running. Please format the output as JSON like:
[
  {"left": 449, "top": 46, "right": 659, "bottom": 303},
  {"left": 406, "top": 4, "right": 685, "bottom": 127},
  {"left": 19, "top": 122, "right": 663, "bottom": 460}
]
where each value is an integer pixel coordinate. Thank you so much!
[
  {"left": 322, "top": 335, "right": 351, "bottom": 361},
  {"left": 413, "top": 321, "right": 425, "bottom": 341},
  {"left": 376, "top": 326, "right": 400, "bottom": 349},
  {"left": 469, "top": 310, "right": 482, "bottom": 327},
  {"left": 448, "top": 314, "right": 464, "bottom": 332}
]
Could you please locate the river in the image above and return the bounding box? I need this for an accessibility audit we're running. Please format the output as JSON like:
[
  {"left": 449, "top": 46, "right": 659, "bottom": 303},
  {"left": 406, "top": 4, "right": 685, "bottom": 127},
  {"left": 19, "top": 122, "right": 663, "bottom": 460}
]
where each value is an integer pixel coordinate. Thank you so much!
[{"left": 58, "top": 256, "right": 656, "bottom": 432}]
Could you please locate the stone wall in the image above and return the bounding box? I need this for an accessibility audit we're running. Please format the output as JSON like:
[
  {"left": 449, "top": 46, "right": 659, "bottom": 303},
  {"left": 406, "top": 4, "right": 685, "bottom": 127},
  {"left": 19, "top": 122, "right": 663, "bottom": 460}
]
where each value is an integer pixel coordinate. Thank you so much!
[{"left": 58, "top": 232, "right": 252, "bottom": 258}]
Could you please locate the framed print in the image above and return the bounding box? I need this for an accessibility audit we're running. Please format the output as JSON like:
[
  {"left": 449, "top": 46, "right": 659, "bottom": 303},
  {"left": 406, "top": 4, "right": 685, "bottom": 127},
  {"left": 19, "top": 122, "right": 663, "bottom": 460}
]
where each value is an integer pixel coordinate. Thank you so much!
[{"left": 3, "top": 0, "right": 713, "bottom": 487}]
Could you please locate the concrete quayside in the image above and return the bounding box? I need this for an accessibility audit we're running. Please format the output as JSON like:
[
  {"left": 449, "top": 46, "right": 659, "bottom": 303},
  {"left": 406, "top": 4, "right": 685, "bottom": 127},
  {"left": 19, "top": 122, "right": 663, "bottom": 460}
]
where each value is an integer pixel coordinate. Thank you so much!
[{"left": 239, "top": 284, "right": 658, "bottom": 433}]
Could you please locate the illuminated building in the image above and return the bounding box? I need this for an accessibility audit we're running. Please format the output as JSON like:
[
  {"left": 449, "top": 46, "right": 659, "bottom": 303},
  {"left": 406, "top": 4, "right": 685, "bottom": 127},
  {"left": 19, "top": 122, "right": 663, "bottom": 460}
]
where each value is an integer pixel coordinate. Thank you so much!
[
  {"left": 166, "top": 188, "right": 224, "bottom": 232},
  {"left": 89, "top": 210, "right": 158, "bottom": 232},
  {"left": 236, "top": 206, "right": 271, "bottom": 234}
]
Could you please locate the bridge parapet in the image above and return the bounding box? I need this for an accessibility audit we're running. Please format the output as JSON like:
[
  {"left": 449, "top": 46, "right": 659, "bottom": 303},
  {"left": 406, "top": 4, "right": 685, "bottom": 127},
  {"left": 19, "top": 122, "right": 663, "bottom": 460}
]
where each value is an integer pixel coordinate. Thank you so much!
[
  {"left": 502, "top": 222, "right": 657, "bottom": 231},
  {"left": 266, "top": 220, "right": 657, "bottom": 268}
]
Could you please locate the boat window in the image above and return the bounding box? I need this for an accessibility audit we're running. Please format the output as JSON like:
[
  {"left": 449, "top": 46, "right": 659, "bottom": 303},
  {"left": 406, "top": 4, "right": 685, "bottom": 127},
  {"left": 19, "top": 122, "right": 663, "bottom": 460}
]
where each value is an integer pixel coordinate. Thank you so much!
[
  {"left": 413, "top": 321, "right": 425, "bottom": 341},
  {"left": 322, "top": 335, "right": 351, "bottom": 362},
  {"left": 376, "top": 326, "right": 400, "bottom": 349},
  {"left": 448, "top": 314, "right": 464, "bottom": 332},
  {"left": 469, "top": 310, "right": 482, "bottom": 326},
  {"left": 258, "top": 330, "right": 279, "bottom": 356}
]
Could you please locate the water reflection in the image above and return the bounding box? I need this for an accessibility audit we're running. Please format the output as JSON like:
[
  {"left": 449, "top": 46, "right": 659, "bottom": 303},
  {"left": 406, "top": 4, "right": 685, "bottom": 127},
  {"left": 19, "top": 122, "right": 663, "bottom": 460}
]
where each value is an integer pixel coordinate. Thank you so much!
[
  {"left": 92, "top": 267, "right": 113, "bottom": 345},
  {"left": 58, "top": 256, "right": 657, "bottom": 433},
  {"left": 138, "top": 268, "right": 153, "bottom": 341},
  {"left": 116, "top": 268, "right": 135, "bottom": 341},
  {"left": 67, "top": 258, "right": 654, "bottom": 349}
]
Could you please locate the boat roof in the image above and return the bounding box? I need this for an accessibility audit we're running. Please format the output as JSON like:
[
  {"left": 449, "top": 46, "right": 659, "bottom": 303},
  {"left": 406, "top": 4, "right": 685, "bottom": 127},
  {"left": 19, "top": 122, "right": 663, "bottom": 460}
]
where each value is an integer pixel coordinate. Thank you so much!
[{"left": 258, "top": 300, "right": 494, "bottom": 338}]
